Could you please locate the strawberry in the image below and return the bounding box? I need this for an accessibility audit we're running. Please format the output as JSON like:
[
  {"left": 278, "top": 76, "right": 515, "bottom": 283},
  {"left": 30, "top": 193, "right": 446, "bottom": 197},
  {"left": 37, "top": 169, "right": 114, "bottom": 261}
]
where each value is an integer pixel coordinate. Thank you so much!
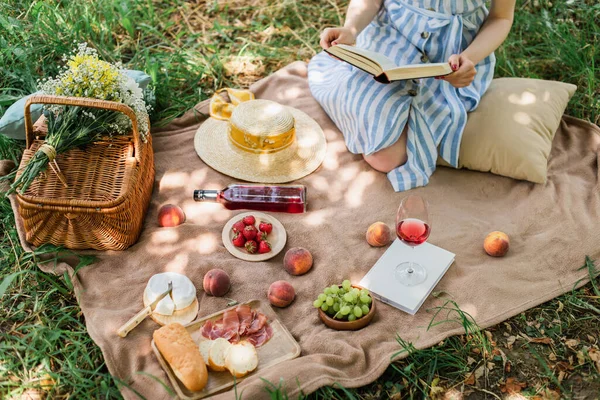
[
  {"left": 258, "top": 240, "right": 271, "bottom": 254},
  {"left": 259, "top": 221, "right": 273, "bottom": 234},
  {"left": 255, "top": 231, "right": 268, "bottom": 243},
  {"left": 243, "top": 225, "right": 258, "bottom": 240},
  {"left": 242, "top": 215, "right": 256, "bottom": 226},
  {"left": 232, "top": 232, "right": 246, "bottom": 247},
  {"left": 245, "top": 240, "right": 257, "bottom": 254},
  {"left": 232, "top": 220, "right": 246, "bottom": 234}
]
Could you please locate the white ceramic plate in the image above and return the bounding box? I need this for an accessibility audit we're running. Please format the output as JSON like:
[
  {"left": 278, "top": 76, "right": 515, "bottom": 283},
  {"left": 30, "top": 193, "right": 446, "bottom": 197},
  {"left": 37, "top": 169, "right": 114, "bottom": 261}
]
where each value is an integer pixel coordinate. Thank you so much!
[{"left": 222, "top": 212, "right": 287, "bottom": 262}]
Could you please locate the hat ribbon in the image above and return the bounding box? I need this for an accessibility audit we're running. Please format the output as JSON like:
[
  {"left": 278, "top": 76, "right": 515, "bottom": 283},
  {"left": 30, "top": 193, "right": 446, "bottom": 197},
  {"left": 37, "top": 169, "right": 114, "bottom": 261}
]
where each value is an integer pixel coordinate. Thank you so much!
[{"left": 209, "top": 88, "right": 255, "bottom": 121}]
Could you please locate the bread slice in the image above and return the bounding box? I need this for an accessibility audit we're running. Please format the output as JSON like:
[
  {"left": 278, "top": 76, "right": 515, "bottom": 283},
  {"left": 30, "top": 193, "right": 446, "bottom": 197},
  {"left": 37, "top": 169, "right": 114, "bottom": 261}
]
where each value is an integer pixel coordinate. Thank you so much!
[
  {"left": 153, "top": 323, "right": 208, "bottom": 392},
  {"left": 199, "top": 340, "right": 214, "bottom": 366},
  {"left": 208, "top": 338, "right": 232, "bottom": 372},
  {"left": 225, "top": 341, "right": 258, "bottom": 378}
]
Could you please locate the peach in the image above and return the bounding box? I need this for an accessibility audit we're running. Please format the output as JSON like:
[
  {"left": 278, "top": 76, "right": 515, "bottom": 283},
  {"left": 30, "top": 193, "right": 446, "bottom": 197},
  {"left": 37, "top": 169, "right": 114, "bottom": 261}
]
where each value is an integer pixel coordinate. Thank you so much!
[
  {"left": 203, "top": 269, "right": 231, "bottom": 297},
  {"left": 283, "top": 247, "right": 313, "bottom": 276},
  {"left": 158, "top": 204, "right": 186, "bottom": 227},
  {"left": 366, "top": 222, "right": 392, "bottom": 247},
  {"left": 268, "top": 281, "right": 295, "bottom": 308},
  {"left": 484, "top": 231, "right": 510, "bottom": 257}
]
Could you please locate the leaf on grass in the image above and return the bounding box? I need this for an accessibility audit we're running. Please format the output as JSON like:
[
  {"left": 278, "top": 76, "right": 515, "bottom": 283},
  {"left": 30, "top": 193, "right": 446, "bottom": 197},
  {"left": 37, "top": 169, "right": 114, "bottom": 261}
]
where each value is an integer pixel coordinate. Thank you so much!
[
  {"left": 556, "top": 301, "right": 564, "bottom": 312},
  {"left": 500, "top": 377, "right": 527, "bottom": 394},
  {"left": 576, "top": 350, "right": 586, "bottom": 365},
  {"left": 529, "top": 337, "right": 553, "bottom": 345},
  {"left": 464, "top": 372, "right": 475, "bottom": 385},
  {"left": 588, "top": 348, "right": 600, "bottom": 372},
  {"left": 506, "top": 335, "right": 517, "bottom": 349},
  {"left": 549, "top": 352, "right": 557, "bottom": 361},
  {"left": 565, "top": 339, "right": 579, "bottom": 349}
]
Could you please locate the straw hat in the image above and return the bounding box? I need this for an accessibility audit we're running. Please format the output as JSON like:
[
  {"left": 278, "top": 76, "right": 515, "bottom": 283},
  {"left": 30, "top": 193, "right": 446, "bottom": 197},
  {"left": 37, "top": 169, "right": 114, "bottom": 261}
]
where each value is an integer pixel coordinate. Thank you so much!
[{"left": 195, "top": 94, "right": 327, "bottom": 183}]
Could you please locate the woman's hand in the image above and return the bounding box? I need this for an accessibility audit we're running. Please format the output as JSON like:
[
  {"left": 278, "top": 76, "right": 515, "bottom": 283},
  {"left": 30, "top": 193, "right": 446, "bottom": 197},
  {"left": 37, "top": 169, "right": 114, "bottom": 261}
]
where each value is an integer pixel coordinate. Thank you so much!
[
  {"left": 437, "top": 54, "right": 477, "bottom": 88},
  {"left": 320, "top": 27, "right": 357, "bottom": 49}
]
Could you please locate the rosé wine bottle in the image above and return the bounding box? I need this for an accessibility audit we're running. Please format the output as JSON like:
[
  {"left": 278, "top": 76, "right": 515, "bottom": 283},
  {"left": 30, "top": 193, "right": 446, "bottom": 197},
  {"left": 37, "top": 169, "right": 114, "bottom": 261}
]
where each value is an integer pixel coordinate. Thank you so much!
[{"left": 194, "top": 183, "right": 307, "bottom": 213}]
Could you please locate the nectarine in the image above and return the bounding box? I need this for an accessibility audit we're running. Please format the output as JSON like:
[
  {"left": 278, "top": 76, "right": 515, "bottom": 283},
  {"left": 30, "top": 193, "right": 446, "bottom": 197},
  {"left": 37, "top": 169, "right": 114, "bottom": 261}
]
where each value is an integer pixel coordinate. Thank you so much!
[
  {"left": 203, "top": 269, "right": 231, "bottom": 297},
  {"left": 366, "top": 222, "right": 392, "bottom": 247},
  {"left": 283, "top": 247, "right": 313, "bottom": 276},
  {"left": 158, "top": 204, "right": 186, "bottom": 227},
  {"left": 268, "top": 281, "right": 295, "bottom": 307},
  {"left": 484, "top": 231, "right": 510, "bottom": 257}
]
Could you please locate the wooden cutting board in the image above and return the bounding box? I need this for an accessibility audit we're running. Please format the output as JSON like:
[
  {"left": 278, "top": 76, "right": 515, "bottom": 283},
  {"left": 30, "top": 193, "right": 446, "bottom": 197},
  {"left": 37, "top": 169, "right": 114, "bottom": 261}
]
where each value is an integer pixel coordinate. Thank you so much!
[{"left": 151, "top": 299, "right": 301, "bottom": 399}]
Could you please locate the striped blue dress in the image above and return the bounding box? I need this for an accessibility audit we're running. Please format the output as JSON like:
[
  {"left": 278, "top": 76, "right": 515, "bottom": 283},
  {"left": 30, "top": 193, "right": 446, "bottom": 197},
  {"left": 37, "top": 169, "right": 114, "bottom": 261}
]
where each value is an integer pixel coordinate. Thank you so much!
[{"left": 307, "top": 0, "right": 495, "bottom": 191}]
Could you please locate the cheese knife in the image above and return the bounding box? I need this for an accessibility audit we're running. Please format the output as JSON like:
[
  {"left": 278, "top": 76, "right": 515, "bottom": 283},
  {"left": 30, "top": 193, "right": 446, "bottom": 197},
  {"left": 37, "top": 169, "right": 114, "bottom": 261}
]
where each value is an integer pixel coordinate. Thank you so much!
[{"left": 117, "top": 281, "right": 173, "bottom": 338}]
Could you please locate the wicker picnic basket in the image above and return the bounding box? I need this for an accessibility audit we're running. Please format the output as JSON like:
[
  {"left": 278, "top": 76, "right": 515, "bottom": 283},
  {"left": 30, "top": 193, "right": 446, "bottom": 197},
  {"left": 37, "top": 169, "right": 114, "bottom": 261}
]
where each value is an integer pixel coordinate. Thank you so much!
[{"left": 15, "top": 95, "right": 154, "bottom": 251}]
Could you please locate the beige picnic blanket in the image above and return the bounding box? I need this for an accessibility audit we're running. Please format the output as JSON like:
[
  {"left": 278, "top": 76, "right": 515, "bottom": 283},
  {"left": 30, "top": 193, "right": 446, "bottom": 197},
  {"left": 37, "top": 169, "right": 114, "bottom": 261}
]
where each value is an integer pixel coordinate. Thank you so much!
[{"left": 6, "top": 61, "right": 600, "bottom": 399}]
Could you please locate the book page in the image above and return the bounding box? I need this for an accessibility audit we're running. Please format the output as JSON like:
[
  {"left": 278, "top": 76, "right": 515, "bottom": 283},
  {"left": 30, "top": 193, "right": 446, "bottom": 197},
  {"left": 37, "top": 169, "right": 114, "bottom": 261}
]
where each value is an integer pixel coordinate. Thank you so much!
[
  {"left": 325, "top": 46, "right": 381, "bottom": 76},
  {"left": 333, "top": 44, "right": 398, "bottom": 72},
  {"left": 386, "top": 63, "right": 452, "bottom": 81}
]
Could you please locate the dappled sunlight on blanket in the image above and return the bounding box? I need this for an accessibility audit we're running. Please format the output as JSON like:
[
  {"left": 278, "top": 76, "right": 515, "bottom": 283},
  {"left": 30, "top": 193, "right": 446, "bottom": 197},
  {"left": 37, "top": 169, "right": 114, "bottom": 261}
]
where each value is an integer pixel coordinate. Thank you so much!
[
  {"left": 163, "top": 253, "right": 189, "bottom": 274},
  {"left": 192, "top": 233, "right": 219, "bottom": 254},
  {"left": 513, "top": 112, "right": 532, "bottom": 126},
  {"left": 151, "top": 229, "right": 180, "bottom": 245},
  {"left": 345, "top": 171, "right": 377, "bottom": 208},
  {"left": 303, "top": 210, "right": 332, "bottom": 226},
  {"left": 508, "top": 91, "right": 537, "bottom": 105}
]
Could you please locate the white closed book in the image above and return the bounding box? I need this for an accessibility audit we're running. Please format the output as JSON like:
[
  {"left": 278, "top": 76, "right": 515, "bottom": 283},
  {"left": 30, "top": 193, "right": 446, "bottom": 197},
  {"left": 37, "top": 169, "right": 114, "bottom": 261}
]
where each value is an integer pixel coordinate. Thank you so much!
[{"left": 359, "top": 239, "right": 455, "bottom": 315}]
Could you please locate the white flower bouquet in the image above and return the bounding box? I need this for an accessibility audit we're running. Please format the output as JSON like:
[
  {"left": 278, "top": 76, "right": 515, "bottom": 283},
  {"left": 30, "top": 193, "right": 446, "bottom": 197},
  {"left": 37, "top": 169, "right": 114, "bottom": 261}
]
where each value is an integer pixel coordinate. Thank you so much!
[{"left": 4, "top": 43, "right": 152, "bottom": 194}]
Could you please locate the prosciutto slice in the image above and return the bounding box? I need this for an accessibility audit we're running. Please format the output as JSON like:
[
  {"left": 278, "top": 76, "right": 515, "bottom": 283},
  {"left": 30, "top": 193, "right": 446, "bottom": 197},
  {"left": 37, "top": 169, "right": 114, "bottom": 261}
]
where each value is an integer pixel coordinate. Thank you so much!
[
  {"left": 246, "top": 312, "right": 267, "bottom": 335},
  {"left": 236, "top": 304, "right": 254, "bottom": 336},
  {"left": 200, "top": 305, "right": 273, "bottom": 347},
  {"left": 245, "top": 325, "right": 273, "bottom": 347},
  {"left": 221, "top": 309, "right": 240, "bottom": 342}
]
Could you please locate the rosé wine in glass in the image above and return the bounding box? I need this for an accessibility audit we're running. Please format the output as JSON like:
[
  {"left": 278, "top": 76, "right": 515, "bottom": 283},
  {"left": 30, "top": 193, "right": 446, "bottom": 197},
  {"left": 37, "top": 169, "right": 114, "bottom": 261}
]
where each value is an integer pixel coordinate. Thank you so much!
[{"left": 395, "top": 195, "right": 431, "bottom": 286}]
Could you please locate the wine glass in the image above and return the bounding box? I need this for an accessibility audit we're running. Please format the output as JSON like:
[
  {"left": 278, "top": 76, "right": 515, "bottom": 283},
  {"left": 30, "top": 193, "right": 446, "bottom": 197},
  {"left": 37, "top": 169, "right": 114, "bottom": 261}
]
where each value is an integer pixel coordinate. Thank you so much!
[{"left": 395, "top": 194, "right": 431, "bottom": 286}]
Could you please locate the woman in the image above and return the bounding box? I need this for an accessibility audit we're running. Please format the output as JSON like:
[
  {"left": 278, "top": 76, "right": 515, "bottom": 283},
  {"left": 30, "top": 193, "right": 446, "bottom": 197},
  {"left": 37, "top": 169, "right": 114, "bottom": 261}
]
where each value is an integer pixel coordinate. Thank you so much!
[{"left": 308, "top": 0, "right": 516, "bottom": 191}]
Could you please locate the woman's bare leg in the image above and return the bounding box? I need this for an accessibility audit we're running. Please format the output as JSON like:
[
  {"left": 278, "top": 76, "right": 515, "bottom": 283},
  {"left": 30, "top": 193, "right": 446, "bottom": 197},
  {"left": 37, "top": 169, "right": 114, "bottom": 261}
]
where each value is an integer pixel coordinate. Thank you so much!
[{"left": 363, "top": 124, "right": 409, "bottom": 173}]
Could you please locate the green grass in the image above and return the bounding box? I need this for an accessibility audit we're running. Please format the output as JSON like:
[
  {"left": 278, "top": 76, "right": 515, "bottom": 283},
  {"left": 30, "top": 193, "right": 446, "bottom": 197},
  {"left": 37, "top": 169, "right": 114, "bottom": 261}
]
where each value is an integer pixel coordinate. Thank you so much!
[{"left": 1, "top": 0, "right": 599, "bottom": 399}]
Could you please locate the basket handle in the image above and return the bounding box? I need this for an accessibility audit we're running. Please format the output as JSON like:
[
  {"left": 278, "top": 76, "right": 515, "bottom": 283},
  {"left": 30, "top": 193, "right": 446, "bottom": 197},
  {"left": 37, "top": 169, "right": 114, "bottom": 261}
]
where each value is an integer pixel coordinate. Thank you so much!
[{"left": 24, "top": 94, "right": 142, "bottom": 162}]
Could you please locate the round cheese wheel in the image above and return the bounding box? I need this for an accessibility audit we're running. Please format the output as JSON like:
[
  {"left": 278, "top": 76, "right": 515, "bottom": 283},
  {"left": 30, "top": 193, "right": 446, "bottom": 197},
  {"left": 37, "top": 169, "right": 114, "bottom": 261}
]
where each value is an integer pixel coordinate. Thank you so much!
[{"left": 145, "top": 272, "right": 196, "bottom": 315}]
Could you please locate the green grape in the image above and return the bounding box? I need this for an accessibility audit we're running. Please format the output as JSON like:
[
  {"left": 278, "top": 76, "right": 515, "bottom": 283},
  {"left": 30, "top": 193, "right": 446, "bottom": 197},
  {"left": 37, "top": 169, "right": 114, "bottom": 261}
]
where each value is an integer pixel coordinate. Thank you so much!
[
  {"left": 340, "top": 305, "right": 351, "bottom": 315},
  {"left": 343, "top": 292, "right": 353, "bottom": 302},
  {"left": 318, "top": 293, "right": 327, "bottom": 302},
  {"left": 361, "top": 304, "right": 370, "bottom": 315},
  {"left": 353, "top": 306, "right": 363, "bottom": 318},
  {"left": 360, "top": 294, "right": 371, "bottom": 304},
  {"left": 342, "top": 279, "right": 351, "bottom": 291},
  {"left": 321, "top": 303, "right": 328, "bottom": 312},
  {"left": 326, "top": 296, "right": 334, "bottom": 306},
  {"left": 330, "top": 285, "right": 339, "bottom": 294},
  {"left": 352, "top": 288, "right": 360, "bottom": 296},
  {"left": 313, "top": 299, "right": 323, "bottom": 308},
  {"left": 360, "top": 289, "right": 370, "bottom": 297},
  {"left": 333, "top": 303, "right": 340, "bottom": 312},
  {"left": 324, "top": 287, "right": 331, "bottom": 295},
  {"left": 347, "top": 314, "right": 357, "bottom": 322}
]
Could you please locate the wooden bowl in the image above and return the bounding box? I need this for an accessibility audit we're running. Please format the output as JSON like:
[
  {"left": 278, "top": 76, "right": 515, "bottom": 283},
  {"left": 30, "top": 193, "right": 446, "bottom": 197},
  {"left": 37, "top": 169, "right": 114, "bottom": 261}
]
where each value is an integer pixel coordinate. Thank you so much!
[{"left": 318, "top": 285, "right": 376, "bottom": 331}]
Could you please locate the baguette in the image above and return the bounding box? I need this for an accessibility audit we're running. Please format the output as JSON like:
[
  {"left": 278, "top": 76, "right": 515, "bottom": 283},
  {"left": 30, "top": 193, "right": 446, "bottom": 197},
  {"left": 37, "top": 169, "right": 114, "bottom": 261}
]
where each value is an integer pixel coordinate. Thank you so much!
[
  {"left": 199, "top": 340, "right": 214, "bottom": 366},
  {"left": 153, "top": 323, "right": 208, "bottom": 392},
  {"left": 225, "top": 341, "right": 258, "bottom": 378},
  {"left": 208, "top": 337, "right": 232, "bottom": 372}
]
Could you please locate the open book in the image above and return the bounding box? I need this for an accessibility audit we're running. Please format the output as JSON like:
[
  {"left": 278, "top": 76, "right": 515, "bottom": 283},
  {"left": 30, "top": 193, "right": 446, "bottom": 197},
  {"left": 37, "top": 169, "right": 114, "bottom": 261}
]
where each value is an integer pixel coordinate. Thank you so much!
[
  {"left": 359, "top": 239, "right": 455, "bottom": 315},
  {"left": 325, "top": 44, "right": 452, "bottom": 83}
]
